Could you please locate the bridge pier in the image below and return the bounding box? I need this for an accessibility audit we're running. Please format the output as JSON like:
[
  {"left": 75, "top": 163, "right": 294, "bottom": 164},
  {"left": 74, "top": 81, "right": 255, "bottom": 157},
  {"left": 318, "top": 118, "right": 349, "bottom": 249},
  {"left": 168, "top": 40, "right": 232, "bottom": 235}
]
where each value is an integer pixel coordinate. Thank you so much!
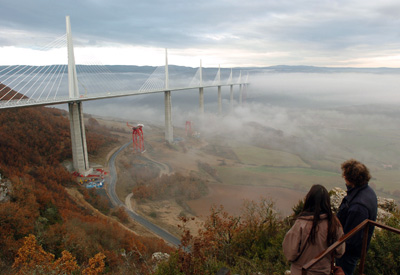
[
  {"left": 239, "top": 84, "right": 243, "bottom": 106},
  {"left": 218, "top": 86, "right": 222, "bottom": 115},
  {"left": 69, "top": 101, "right": 90, "bottom": 174},
  {"left": 230, "top": 85, "right": 234, "bottom": 112},
  {"left": 164, "top": 91, "right": 173, "bottom": 143},
  {"left": 199, "top": 87, "right": 204, "bottom": 114}
]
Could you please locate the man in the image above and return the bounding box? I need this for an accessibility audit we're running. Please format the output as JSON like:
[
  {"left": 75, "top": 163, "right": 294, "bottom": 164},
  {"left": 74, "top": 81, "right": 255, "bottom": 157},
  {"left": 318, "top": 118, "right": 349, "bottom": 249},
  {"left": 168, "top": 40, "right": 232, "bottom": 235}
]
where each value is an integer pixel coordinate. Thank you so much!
[{"left": 336, "top": 159, "right": 378, "bottom": 275}]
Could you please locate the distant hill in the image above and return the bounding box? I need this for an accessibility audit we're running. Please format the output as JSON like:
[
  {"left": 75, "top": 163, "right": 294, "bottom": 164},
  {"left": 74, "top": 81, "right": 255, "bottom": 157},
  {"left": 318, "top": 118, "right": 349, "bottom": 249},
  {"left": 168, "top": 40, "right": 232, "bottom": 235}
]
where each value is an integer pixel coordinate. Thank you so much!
[
  {"left": 0, "top": 82, "right": 28, "bottom": 100},
  {"left": 1, "top": 64, "right": 400, "bottom": 75}
]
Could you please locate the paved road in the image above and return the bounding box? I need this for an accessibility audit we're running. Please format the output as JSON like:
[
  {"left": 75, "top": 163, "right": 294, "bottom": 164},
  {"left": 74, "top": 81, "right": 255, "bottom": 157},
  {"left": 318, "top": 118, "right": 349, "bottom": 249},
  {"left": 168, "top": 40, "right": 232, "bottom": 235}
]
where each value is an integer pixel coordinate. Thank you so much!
[{"left": 107, "top": 142, "right": 181, "bottom": 247}]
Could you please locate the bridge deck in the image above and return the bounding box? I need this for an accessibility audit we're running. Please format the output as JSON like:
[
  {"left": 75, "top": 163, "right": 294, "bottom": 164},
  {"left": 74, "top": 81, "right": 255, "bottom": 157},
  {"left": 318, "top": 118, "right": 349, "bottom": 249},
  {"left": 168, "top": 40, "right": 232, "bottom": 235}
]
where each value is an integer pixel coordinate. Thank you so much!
[{"left": 0, "top": 83, "right": 248, "bottom": 109}]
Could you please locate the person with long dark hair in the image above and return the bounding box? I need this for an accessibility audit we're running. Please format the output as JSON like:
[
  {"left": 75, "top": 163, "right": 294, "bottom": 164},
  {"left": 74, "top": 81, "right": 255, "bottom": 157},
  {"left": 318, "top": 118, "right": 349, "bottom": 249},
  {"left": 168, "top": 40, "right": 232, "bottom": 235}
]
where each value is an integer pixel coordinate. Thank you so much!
[{"left": 283, "top": 184, "right": 345, "bottom": 275}]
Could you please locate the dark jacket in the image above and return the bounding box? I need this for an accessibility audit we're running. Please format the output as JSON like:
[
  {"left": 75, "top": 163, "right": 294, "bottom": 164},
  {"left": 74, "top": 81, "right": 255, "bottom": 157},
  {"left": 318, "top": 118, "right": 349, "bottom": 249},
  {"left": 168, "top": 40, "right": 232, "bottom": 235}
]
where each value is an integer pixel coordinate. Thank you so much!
[{"left": 337, "top": 184, "right": 377, "bottom": 257}]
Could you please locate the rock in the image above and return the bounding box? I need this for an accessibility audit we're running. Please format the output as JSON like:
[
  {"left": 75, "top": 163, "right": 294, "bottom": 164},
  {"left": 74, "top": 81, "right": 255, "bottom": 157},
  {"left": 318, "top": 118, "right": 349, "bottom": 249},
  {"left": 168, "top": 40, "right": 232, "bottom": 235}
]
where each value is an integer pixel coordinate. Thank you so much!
[
  {"left": 377, "top": 197, "right": 397, "bottom": 213},
  {"left": 377, "top": 208, "right": 392, "bottom": 221},
  {"left": 329, "top": 187, "right": 398, "bottom": 222},
  {"left": 0, "top": 181, "right": 12, "bottom": 203},
  {"left": 329, "top": 187, "right": 347, "bottom": 212},
  {"left": 151, "top": 252, "right": 170, "bottom": 263}
]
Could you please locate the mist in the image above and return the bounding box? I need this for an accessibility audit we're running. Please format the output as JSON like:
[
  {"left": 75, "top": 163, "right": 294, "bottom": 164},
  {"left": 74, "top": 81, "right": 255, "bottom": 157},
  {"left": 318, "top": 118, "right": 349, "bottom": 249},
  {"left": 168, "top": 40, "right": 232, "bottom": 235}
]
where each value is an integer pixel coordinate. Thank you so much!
[
  {"left": 82, "top": 71, "right": 400, "bottom": 135},
  {"left": 64, "top": 70, "right": 400, "bottom": 200}
]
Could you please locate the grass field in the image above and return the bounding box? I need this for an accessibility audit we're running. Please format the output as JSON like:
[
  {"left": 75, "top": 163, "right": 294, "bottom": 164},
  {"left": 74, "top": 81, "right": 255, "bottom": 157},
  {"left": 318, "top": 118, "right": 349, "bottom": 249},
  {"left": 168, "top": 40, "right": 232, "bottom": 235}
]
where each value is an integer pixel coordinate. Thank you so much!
[
  {"left": 233, "top": 145, "right": 310, "bottom": 167},
  {"left": 214, "top": 126, "right": 400, "bottom": 202},
  {"left": 370, "top": 170, "right": 400, "bottom": 193}
]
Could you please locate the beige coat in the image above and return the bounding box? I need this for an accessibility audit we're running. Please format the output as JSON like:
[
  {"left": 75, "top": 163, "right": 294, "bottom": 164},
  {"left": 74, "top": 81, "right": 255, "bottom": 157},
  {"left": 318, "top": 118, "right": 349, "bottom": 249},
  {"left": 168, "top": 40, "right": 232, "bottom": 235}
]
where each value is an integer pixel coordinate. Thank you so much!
[{"left": 282, "top": 214, "right": 345, "bottom": 275}]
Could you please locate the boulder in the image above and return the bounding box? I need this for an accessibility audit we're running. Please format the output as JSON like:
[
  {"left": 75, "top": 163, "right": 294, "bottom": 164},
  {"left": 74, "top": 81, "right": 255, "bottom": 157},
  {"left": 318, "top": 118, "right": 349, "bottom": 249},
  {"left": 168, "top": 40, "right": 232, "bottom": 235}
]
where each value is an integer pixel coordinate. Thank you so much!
[{"left": 329, "top": 187, "right": 397, "bottom": 222}]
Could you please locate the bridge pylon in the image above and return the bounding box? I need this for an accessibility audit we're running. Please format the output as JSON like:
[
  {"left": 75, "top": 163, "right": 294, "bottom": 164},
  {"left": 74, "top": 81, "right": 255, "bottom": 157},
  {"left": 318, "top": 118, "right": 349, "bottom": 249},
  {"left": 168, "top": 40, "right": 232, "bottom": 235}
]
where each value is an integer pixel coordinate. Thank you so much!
[
  {"left": 66, "top": 16, "right": 90, "bottom": 174},
  {"left": 238, "top": 71, "right": 243, "bottom": 106},
  {"left": 217, "top": 65, "right": 222, "bottom": 115}
]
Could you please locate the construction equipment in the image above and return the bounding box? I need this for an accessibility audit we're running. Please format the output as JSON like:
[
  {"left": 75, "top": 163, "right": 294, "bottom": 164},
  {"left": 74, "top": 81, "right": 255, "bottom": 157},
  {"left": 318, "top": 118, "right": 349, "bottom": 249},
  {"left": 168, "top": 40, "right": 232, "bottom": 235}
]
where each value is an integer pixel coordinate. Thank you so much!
[{"left": 127, "top": 122, "right": 145, "bottom": 153}]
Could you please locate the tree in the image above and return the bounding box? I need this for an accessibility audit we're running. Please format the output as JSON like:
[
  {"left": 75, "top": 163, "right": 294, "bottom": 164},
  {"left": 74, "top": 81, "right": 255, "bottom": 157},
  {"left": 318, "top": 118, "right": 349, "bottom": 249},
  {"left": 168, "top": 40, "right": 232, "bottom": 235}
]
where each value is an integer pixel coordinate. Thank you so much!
[
  {"left": 53, "top": 250, "right": 79, "bottom": 274},
  {"left": 364, "top": 211, "right": 400, "bottom": 275},
  {"left": 12, "top": 234, "right": 55, "bottom": 274},
  {"left": 82, "top": 252, "right": 106, "bottom": 275}
]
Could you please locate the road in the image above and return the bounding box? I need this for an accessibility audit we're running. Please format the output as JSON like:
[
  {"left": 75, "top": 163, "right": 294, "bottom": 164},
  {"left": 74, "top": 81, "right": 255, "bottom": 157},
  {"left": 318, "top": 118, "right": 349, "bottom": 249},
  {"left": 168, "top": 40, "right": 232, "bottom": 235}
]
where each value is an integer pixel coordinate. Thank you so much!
[
  {"left": 144, "top": 153, "right": 171, "bottom": 177},
  {"left": 106, "top": 141, "right": 181, "bottom": 247}
]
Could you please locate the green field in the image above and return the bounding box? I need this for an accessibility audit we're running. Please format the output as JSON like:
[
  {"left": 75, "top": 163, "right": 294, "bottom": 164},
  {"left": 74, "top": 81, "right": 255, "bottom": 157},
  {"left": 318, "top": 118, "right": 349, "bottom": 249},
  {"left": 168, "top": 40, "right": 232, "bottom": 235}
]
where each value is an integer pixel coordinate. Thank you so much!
[
  {"left": 213, "top": 125, "right": 400, "bottom": 202},
  {"left": 233, "top": 145, "right": 310, "bottom": 167}
]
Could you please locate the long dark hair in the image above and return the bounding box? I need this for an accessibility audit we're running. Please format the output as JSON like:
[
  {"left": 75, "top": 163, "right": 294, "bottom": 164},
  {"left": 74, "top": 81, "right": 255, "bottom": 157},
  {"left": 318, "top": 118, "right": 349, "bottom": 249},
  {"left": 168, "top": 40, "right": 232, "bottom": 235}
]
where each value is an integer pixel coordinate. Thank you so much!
[{"left": 300, "top": 184, "right": 339, "bottom": 245}]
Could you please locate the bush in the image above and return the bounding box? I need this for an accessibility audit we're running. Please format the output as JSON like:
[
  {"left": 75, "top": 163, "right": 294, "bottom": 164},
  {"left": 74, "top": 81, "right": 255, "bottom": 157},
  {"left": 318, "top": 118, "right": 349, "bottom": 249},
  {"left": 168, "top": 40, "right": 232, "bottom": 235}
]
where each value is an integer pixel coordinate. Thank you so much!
[
  {"left": 157, "top": 199, "right": 290, "bottom": 275},
  {"left": 364, "top": 210, "right": 400, "bottom": 275}
]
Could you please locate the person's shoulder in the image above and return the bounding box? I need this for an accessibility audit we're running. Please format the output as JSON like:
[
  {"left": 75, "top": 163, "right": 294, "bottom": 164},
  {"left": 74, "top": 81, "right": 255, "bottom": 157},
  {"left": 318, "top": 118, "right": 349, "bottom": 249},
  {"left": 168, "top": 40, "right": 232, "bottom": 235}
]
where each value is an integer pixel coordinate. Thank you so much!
[
  {"left": 297, "top": 215, "right": 314, "bottom": 221},
  {"left": 294, "top": 215, "right": 314, "bottom": 227},
  {"left": 363, "top": 185, "right": 378, "bottom": 202},
  {"left": 366, "top": 184, "right": 377, "bottom": 195}
]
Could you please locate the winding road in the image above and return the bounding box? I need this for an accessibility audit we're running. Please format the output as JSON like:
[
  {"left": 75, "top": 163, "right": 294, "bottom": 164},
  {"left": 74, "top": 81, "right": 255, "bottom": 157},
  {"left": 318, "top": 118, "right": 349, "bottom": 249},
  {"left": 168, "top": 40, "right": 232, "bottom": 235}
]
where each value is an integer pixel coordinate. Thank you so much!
[{"left": 106, "top": 142, "right": 181, "bottom": 247}]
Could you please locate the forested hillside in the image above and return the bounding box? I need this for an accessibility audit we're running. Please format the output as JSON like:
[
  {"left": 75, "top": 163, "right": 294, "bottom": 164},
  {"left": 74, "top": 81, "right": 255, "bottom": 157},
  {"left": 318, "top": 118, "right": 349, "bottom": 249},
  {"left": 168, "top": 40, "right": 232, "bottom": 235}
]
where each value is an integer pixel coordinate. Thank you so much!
[{"left": 0, "top": 106, "right": 172, "bottom": 274}]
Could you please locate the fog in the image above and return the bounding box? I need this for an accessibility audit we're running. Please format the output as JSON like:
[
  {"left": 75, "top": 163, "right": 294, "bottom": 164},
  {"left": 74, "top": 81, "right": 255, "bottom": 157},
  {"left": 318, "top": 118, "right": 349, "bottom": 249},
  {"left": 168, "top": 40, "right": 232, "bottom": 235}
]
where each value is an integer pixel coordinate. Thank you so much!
[
  {"left": 58, "top": 71, "right": 400, "bottom": 200},
  {"left": 82, "top": 71, "right": 400, "bottom": 130}
]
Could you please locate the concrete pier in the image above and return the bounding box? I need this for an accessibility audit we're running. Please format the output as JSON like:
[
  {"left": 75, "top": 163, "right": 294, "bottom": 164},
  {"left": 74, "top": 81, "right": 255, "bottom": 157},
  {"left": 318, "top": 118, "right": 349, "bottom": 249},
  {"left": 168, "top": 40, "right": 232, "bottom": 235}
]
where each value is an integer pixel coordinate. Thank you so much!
[
  {"left": 239, "top": 84, "right": 243, "bottom": 105},
  {"left": 218, "top": 86, "right": 222, "bottom": 115},
  {"left": 230, "top": 85, "right": 234, "bottom": 112},
  {"left": 68, "top": 101, "right": 90, "bottom": 174},
  {"left": 199, "top": 87, "right": 204, "bottom": 114},
  {"left": 164, "top": 90, "right": 173, "bottom": 142}
]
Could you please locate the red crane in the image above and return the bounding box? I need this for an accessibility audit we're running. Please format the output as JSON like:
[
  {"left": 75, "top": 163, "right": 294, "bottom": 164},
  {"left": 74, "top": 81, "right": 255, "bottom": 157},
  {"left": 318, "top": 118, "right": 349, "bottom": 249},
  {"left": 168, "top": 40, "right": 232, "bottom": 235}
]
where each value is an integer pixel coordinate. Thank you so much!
[
  {"left": 185, "top": 121, "right": 192, "bottom": 136},
  {"left": 127, "top": 122, "right": 145, "bottom": 153}
]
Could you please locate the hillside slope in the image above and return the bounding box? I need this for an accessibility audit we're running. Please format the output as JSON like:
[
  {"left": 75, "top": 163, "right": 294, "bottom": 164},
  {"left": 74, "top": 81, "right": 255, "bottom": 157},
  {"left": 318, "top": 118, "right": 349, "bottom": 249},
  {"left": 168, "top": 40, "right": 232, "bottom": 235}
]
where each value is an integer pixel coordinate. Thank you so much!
[{"left": 0, "top": 107, "right": 172, "bottom": 274}]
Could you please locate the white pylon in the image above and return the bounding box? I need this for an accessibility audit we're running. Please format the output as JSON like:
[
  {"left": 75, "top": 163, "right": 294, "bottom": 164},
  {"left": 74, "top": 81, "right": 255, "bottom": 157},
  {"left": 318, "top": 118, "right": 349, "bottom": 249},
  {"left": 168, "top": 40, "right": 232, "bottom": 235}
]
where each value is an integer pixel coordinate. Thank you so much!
[
  {"left": 165, "top": 48, "right": 169, "bottom": 90},
  {"left": 66, "top": 16, "right": 79, "bottom": 99}
]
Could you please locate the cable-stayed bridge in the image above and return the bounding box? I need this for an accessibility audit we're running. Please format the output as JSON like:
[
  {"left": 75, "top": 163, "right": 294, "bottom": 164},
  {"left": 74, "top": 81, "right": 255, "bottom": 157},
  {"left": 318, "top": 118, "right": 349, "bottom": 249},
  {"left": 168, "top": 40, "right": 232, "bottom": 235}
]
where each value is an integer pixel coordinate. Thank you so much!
[{"left": 0, "top": 16, "right": 249, "bottom": 174}]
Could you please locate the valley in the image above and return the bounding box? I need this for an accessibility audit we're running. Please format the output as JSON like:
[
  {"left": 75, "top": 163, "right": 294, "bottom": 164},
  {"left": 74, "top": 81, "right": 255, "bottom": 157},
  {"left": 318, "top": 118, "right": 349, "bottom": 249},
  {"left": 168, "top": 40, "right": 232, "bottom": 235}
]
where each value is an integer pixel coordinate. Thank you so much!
[{"left": 89, "top": 107, "right": 400, "bottom": 240}]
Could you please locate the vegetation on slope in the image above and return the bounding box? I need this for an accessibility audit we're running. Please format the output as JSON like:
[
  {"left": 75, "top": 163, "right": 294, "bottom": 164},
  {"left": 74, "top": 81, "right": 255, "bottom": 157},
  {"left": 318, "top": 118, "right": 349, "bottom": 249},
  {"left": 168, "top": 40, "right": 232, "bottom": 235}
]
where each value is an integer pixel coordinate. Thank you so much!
[
  {"left": 132, "top": 172, "right": 208, "bottom": 202},
  {"left": 0, "top": 107, "right": 172, "bottom": 274},
  {"left": 155, "top": 199, "right": 400, "bottom": 275},
  {"left": 155, "top": 199, "right": 291, "bottom": 275}
]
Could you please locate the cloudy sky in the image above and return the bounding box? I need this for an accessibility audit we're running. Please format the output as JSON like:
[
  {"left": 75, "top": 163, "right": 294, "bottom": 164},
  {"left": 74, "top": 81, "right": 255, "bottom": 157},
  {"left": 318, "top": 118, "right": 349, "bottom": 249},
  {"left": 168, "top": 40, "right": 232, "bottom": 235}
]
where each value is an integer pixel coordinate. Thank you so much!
[{"left": 1, "top": 0, "right": 400, "bottom": 67}]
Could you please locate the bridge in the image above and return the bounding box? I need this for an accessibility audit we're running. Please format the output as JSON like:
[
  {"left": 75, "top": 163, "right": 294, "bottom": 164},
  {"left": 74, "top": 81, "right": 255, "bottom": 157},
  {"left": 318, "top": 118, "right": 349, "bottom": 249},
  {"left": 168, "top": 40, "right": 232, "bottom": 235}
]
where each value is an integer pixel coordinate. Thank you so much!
[{"left": 0, "top": 16, "right": 249, "bottom": 175}]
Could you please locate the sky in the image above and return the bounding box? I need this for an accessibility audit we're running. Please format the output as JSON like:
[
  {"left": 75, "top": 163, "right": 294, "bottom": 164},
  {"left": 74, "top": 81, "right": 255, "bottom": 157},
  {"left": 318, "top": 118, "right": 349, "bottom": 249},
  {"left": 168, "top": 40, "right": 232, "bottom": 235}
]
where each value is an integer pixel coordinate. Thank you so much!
[{"left": 1, "top": 0, "right": 400, "bottom": 68}]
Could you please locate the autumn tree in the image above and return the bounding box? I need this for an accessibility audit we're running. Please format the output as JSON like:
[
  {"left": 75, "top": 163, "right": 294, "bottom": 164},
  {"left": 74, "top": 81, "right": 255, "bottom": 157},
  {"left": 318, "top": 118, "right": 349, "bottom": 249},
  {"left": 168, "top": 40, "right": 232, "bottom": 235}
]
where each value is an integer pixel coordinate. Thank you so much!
[
  {"left": 12, "top": 234, "right": 108, "bottom": 275},
  {"left": 53, "top": 250, "right": 79, "bottom": 274},
  {"left": 82, "top": 252, "right": 106, "bottom": 275},
  {"left": 13, "top": 234, "right": 55, "bottom": 274}
]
